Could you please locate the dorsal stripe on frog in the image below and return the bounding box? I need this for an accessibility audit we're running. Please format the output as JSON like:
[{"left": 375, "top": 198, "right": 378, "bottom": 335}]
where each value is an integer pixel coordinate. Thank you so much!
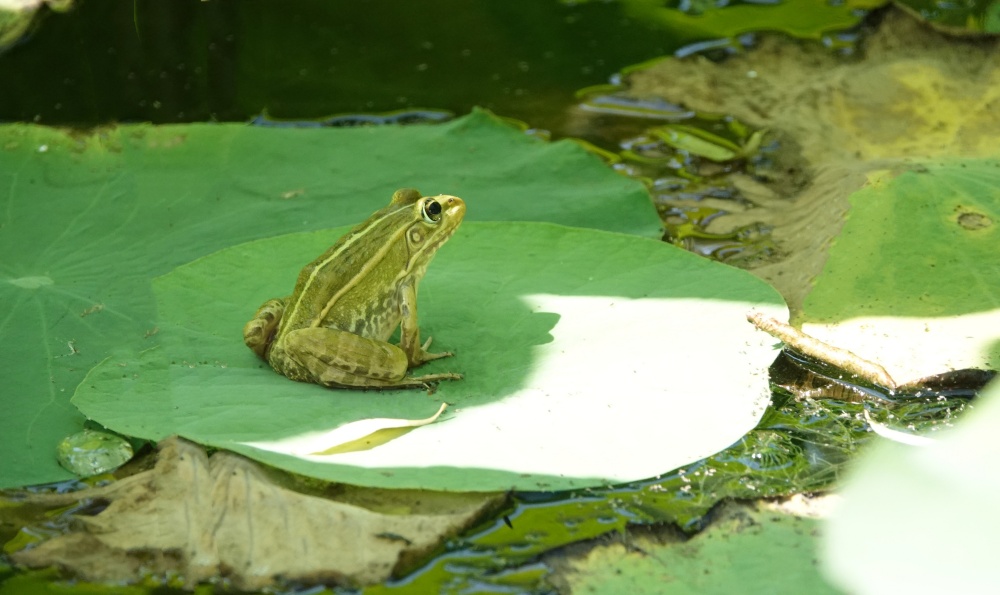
[
  {"left": 310, "top": 207, "right": 417, "bottom": 328},
  {"left": 279, "top": 203, "right": 412, "bottom": 332}
]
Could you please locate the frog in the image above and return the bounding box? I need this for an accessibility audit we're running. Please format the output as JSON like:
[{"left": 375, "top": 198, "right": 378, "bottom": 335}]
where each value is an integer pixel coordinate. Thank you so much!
[{"left": 243, "top": 188, "right": 465, "bottom": 390}]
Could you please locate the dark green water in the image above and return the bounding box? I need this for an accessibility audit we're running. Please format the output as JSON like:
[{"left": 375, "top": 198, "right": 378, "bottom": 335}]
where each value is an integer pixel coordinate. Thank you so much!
[{"left": 0, "top": 0, "right": 673, "bottom": 132}]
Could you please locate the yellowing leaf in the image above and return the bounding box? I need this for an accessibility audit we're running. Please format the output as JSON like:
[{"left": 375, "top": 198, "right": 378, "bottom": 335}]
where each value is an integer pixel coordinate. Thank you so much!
[{"left": 243, "top": 403, "right": 449, "bottom": 456}]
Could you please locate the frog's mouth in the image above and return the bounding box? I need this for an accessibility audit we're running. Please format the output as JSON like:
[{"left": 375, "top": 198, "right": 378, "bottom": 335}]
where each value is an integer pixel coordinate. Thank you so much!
[{"left": 437, "top": 194, "right": 465, "bottom": 222}]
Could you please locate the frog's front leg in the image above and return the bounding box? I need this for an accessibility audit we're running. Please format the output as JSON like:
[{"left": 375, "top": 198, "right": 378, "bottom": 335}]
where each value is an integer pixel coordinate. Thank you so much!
[
  {"left": 398, "top": 281, "right": 453, "bottom": 367},
  {"left": 277, "top": 327, "right": 461, "bottom": 389},
  {"left": 243, "top": 297, "right": 287, "bottom": 359}
]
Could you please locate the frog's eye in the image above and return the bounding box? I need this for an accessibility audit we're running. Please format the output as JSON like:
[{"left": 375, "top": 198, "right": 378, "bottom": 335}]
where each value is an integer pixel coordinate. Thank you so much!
[{"left": 421, "top": 198, "right": 443, "bottom": 224}]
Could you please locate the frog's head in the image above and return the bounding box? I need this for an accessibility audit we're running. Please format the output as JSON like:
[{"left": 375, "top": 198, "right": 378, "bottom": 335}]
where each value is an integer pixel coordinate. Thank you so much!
[{"left": 389, "top": 187, "right": 465, "bottom": 270}]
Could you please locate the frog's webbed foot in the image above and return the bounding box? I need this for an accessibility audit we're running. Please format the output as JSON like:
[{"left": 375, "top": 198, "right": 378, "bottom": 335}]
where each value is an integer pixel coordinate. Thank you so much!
[
  {"left": 243, "top": 298, "right": 286, "bottom": 359},
  {"left": 411, "top": 336, "right": 454, "bottom": 365}
]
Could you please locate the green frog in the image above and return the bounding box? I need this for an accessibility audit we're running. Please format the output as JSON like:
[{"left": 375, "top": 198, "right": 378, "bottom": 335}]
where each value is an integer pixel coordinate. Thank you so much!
[{"left": 243, "top": 188, "right": 465, "bottom": 389}]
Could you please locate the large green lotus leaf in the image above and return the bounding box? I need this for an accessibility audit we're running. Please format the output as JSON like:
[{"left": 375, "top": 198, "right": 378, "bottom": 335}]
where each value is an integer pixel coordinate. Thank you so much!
[
  {"left": 72, "top": 222, "right": 787, "bottom": 491},
  {"left": 800, "top": 160, "right": 1000, "bottom": 384},
  {"left": 0, "top": 110, "right": 659, "bottom": 489}
]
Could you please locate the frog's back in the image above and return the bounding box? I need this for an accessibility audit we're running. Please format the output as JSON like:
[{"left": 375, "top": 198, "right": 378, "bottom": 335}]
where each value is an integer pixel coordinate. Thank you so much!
[{"left": 277, "top": 201, "right": 416, "bottom": 338}]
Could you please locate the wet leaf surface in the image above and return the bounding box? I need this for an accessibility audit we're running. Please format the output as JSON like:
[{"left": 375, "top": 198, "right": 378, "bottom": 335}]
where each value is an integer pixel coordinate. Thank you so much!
[{"left": 550, "top": 500, "right": 840, "bottom": 594}]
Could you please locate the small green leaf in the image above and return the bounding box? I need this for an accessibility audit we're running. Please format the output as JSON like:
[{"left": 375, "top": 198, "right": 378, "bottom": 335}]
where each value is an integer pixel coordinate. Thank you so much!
[
  {"left": 620, "top": 0, "right": 884, "bottom": 41},
  {"left": 651, "top": 124, "right": 743, "bottom": 162},
  {"left": 562, "top": 502, "right": 840, "bottom": 594}
]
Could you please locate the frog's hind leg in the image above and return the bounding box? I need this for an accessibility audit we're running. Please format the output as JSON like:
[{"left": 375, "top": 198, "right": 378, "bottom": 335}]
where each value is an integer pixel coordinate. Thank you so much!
[
  {"left": 244, "top": 298, "right": 286, "bottom": 359},
  {"left": 279, "top": 327, "right": 461, "bottom": 390}
]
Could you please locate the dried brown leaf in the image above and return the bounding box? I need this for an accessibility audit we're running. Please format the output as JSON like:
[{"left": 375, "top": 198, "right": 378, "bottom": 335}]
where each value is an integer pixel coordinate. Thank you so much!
[{"left": 12, "top": 437, "right": 503, "bottom": 590}]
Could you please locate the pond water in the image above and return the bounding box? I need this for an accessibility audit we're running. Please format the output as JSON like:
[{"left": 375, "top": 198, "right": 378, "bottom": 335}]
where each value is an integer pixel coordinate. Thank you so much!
[{"left": 0, "top": 0, "right": 674, "bottom": 133}]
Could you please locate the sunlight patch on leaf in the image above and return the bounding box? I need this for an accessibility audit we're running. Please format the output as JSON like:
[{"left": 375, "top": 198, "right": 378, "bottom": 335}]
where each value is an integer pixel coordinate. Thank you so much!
[{"left": 802, "top": 310, "right": 1000, "bottom": 386}]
